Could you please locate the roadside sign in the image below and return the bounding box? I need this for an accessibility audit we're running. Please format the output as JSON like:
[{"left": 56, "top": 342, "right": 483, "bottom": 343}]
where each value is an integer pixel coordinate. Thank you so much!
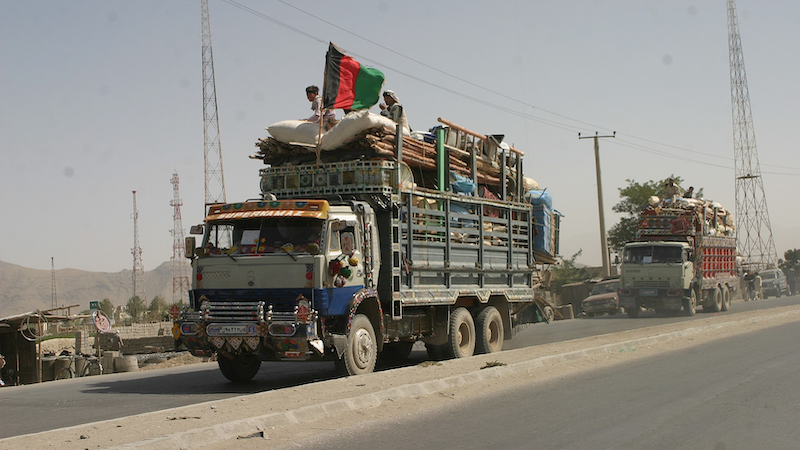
[{"left": 89, "top": 301, "right": 99, "bottom": 310}]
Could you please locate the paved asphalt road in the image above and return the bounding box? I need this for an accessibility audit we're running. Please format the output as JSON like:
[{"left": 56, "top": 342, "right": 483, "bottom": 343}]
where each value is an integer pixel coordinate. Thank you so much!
[
  {"left": 279, "top": 319, "right": 800, "bottom": 450},
  {"left": 0, "top": 295, "right": 797, "bottom": 438}
]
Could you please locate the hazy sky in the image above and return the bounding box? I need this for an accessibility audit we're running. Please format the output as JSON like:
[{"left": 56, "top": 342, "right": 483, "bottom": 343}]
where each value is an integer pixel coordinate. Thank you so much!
[{"left": 1, "top": 0, "right": 798, "bottom": 273}]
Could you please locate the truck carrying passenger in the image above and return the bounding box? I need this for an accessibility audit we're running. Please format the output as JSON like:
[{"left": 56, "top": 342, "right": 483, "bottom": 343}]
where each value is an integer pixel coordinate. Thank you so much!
[
  {"left": 618, "top": 195, "right": 738, "bottom": 317},
  {"left": 173, "top": 114, "right": 557, "bottom": 381}
]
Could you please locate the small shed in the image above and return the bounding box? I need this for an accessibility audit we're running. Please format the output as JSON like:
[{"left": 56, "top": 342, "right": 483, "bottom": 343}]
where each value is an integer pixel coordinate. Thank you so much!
[{"left": 0, "top": 306, "right": 86, "bottom": 385}]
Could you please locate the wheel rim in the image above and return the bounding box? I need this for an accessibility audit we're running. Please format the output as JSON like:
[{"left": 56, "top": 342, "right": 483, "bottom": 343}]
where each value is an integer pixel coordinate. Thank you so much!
[
  {"left": 487, "top": 319, "right": 501, "bottom": 349},
  {"left": 353, "top": 328, "right": 374, "bottom": 370},
  {"left": 458, "top": 322, "right": 472, "bottom": 354}
]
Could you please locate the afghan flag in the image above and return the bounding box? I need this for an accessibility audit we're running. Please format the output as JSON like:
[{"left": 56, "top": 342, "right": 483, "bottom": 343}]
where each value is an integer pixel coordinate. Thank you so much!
[{"left": 323, "top": 42, "right": 385, "bottom": 110}]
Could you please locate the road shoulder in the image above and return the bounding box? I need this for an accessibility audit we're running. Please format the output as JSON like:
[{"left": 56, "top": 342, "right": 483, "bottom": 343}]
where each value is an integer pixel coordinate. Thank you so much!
[{"left": 2, "top": 305, "right": 799, "bottom": 450}]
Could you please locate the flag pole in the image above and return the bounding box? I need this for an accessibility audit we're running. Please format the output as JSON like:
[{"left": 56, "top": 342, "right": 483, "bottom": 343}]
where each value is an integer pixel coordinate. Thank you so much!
[{"left": 317, "top": 58, "right": 329, "bottom": 166}]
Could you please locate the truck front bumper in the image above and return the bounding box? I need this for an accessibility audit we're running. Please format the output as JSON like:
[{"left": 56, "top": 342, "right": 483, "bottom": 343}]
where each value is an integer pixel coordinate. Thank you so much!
[
  {"left": 619, "top": 288, "right": 685, "bottom": 311},
  {"left": 174, "top": 300, "right": 326, "bottom": 361}
]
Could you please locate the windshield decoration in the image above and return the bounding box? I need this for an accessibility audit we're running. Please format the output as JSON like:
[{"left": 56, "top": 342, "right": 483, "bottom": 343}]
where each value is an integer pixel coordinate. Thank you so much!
[
  {"left": 206, "top": 200, "right": 330, "bottom": 220},
  {"left": 202, "top": 216, "right": 324, "bottom": 256}
]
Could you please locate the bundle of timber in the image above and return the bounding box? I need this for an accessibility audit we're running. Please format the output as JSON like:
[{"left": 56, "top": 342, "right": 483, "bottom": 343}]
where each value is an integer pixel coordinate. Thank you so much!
[{"left": 254, "top": 114, "right": 517, "bottom": 189}]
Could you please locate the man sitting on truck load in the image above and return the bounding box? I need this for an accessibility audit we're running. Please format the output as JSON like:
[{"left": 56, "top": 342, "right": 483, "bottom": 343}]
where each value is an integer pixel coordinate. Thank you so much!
[
  {"left": 303, "top": 85, "right": 338, "bottom": 130},
  {"left": 379, "top": 90, "right": 410, "bottom": 132},
  {"left": 664, "top": 178, "right": 683, "bottom": 201}
]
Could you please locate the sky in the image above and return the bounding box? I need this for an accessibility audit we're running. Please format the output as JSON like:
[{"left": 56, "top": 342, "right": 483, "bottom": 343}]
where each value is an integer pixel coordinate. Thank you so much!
[{"left": 1, "top": 0, "right": 798, "bottom": 273}]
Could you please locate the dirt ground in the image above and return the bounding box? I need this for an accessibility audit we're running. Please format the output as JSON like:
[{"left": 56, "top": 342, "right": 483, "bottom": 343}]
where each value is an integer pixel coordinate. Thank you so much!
[
  {"left": 4, "top": 304, "right": 800, "bottom": 450},
  {"left": 39, "top": 339, "right": 204, "bottom": 371}
]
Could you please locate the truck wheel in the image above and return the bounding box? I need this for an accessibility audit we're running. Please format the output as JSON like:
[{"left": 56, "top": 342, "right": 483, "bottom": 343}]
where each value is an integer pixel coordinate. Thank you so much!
[
  {"left": 684, "top": 288, "right": 697, "bottom": 316},
  {"left": 340, "top": 314, "right": 377, "bottom": 376},
  {"left": 711, "top": 287, "right": 723, "bottom": 312},
  {"left": 475, "top": 306, "right": 504, "bottom": 354},
  {"left": 217, "top": 353, "right": 261, "bottom": 382},
  {"left": 721, "top": 286, "right": 731, "bottom": 311},
  {"left": 626, "top": 306, "right": 640, "bottom": 318},
  {"left": 446, "top": 307, "right": 475, "bottom": 359}
]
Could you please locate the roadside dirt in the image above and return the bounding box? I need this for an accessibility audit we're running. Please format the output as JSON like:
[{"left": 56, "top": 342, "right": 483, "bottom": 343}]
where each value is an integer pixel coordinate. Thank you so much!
[{"left": 4, "top": 303, "right": 800, "bottom": 450}]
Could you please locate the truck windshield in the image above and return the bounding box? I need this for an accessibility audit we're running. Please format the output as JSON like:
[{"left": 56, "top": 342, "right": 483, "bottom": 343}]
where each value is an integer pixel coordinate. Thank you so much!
[
  {"left": 203, "top": 217, "right": 323, "bottom": 256},
  {"left": 624, "top": 246, "right": 682, "bottom": 264}
]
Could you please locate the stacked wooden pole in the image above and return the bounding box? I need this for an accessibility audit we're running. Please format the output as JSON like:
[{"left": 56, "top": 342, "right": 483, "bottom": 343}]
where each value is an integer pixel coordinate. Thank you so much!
[{"left": 254, "top": 121, "right": 511, "bottom": 188}]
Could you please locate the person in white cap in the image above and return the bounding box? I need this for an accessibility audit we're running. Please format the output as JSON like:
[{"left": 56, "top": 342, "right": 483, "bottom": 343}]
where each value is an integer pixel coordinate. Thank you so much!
[{"left": 379, "top": 90, "right": 410, "bottom": 132}]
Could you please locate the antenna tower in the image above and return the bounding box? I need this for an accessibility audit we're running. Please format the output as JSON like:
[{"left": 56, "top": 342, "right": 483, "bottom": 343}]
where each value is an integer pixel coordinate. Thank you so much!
[
  {"left": 202, "top": 0, "right": 226, "bottom": 212},
  {"left": 170, "top": 172, "right": 190, "bottom": 304},
  {"left": 131, "top": 190, "right": 147, "bottom": 303},
  {"left": 50, "top": 257, "right": 57, "bottom": 309},
  {"left": 727, "top": 0, "right": 778, "bottom": 271}
]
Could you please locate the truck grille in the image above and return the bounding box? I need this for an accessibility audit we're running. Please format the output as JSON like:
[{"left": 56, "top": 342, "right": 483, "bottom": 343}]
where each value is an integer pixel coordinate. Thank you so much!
[
  {"left": 204, "top": 301, "right": 264, "bottom": 322},
  {"left": 632, "top": 280, "right": 671, "bottom": 289}
]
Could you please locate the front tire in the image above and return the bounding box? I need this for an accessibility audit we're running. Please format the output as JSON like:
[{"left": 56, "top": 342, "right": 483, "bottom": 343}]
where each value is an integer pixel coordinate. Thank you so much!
[
  {"left": 626, "top": 305, "right": 640, "bottom": 318},
  {"left": 684, "top": 288, "right": 697, "bottom": 316},
  {"left": 475, "top": 306, "right": 504, "bottom": 354},
  {"left": 218, "top": 353, "right": 261, "bottom": 382},
  {"left": 340, "top": 314, "right": 377, "bottom": 376},
  {"left": 446, "top": 307, "right": 475, "bottom": 359}
]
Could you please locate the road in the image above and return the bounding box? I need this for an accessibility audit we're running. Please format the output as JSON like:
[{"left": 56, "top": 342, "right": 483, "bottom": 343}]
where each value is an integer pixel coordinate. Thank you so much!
[
  {"left": 0, "top": 295, "right": 797, "bottom": 439},
  {"left": 284, "top": 319, "right": 800, "bottom": 450}
]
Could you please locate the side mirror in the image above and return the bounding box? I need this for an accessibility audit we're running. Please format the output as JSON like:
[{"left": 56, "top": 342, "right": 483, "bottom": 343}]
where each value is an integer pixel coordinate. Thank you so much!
[
  {"left": 185, "top": 236, "right": 196, "bottom": 259},
  {"left": 190, "top": 225, "right": 204, "bottom": 235}
]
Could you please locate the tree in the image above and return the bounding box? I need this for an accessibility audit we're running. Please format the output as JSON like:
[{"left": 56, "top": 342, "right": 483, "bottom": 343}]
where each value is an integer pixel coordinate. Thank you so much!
[
  {"left": 778, "top": 249, "right": 800, "bottom": 272},
  {"left": 98, "top": 298, "right": 115, "bottom": 319},
  {"left": 125, "top": 296, "right": 147, "bottom": 323},
  {"left": 607, "top": 176, "right": 702, "bottom": 253},
  {"left": 147, "top": 296, "right": 168, "bottom": 321},
  {"left": 550, "top": 250, "right": 592, "bottom": 295}
]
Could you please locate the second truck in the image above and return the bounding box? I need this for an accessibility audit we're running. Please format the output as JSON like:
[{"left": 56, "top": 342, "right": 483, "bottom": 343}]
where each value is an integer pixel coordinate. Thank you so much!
[{"left": 618, "top": 196, "right": 738, "bottom": 317}]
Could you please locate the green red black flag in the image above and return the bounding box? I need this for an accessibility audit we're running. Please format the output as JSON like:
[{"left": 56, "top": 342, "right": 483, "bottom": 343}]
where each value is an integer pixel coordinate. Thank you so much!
[{"left": 323, "top": 42, "right": 385, "bottom": 110}]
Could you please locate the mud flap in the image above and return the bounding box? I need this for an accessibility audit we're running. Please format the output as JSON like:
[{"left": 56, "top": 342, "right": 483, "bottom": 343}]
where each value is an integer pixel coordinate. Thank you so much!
[{"left": 331, "top": 333, "right": 347, "bottom": 358}]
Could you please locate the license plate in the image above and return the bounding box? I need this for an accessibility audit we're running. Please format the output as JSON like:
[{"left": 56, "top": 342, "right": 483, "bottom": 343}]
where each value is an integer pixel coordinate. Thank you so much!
[
  {"left": 206, "top": 323, "right": 259, "bottom": 336},
  {"left": 639, "top": 288, "right": 658, "bottom": 297}
]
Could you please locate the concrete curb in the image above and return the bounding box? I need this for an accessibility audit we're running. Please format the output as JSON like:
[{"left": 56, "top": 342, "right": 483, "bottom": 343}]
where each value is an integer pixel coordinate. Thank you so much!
[{"left": 104, "top": 308, "right": 799, "bottom": 449}]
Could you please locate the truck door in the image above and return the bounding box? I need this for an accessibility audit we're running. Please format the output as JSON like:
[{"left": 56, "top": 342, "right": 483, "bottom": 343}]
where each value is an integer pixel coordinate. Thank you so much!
[{"left": 328, "top": 217, "right": 366, "bottom": 289}]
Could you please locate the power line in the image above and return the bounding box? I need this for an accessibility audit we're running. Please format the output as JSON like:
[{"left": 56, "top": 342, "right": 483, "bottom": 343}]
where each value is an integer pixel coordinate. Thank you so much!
[{"left": 219, "top": 0, "right": 800, "bottom": 176}]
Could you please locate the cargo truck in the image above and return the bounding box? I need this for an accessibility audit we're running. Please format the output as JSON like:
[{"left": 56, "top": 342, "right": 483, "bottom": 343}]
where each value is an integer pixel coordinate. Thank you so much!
[
  {"left": 618, "top": 197, "right": 738, "bottom": 317},
  {"left": 174, "top": 116, "right": 554, "bottom": 381}
]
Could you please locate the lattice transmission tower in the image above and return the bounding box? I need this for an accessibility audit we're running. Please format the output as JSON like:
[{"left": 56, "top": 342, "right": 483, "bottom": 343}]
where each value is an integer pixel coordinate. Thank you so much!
[
  {"left": 170, "top": 172, "right": 190, "bottom": 304},
  {"left": 202, "top": 0, "right": 226, "bottom": 212},
  {"left": 50, "top": 257, "right": 57, "bottom": 309},
  {"left": 131, "top": 190, "right": 147, "bottom": 303},
  {"left": 727, "top": 0, "right": 778, "bottom": 271}
]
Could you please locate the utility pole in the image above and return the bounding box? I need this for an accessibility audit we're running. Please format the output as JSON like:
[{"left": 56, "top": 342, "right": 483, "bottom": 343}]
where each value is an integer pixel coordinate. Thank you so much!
[{"left": 579, "top": 131, "right": 616, "bottom": 278}]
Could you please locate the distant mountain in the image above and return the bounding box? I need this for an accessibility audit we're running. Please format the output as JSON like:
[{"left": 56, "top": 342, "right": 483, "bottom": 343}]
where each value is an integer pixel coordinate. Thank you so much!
[{"left": 0, "top": 260, "right": 191, "bottom": 317}]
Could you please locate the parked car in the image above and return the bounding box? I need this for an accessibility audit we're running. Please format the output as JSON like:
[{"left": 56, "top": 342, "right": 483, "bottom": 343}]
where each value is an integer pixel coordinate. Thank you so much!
[
  {"left": 581, "top": 279, "right": 622, "bottom": 317},
  {"left": 760, "top": 269, "right": 790, "bottom": 298}
]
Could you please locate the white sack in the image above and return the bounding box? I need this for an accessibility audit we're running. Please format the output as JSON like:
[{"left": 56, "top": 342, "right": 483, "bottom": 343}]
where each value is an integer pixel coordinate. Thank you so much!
[
  {"left": 320, "top": 110, "right": 410, "bottom": 151},
  {"left": 267, "top": 120, "right": 324, "bottom": 145}
]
